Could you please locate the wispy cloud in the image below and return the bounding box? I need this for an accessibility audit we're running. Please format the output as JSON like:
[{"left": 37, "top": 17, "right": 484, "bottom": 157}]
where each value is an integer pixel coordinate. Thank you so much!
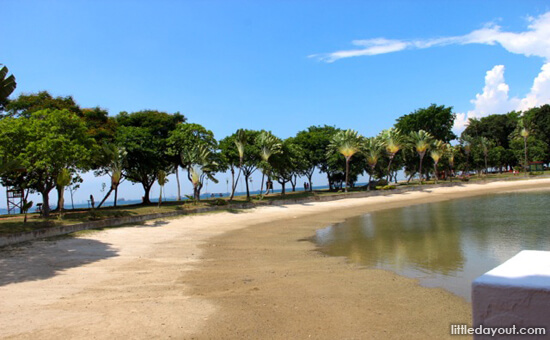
[
  {"left": 310, "top": 12, "right": 550, "bottom": 63},
  {"left": 310, "top": 12, "right": 550, "bottom": 134}
]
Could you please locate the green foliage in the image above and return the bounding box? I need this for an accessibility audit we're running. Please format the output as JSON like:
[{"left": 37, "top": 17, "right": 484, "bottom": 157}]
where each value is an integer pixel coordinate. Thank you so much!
[
  {"left": 4, "top": 91, "right": 81, "bottom": 118},
  {"left": 327, "top": 129, "right": 363, "bottom": 192},
  {"left": 167, "top": 122, "right": 216, "bottom": 168},
  {"left": 463, "top": 113, "right": 517, "bottom": 149},
  {"left": 116, "top": 110, "right": 184, "bottom": 204},
  {"left": 209, "top": 198, "right": 228, "bottom": 206},
  {"left": 184, "top": 143, "right": 219, "bottom": 201},
  {"left": 294, "top": 125, "right": 340, "bottom": 188},
  {"left": 271, "top": 138, "right": 308, "bottom": 193},
  {"left": 0, "top": 109, "right": 95, "bottom": 216},
  {"left": 395, "top": 104, "right": 457, "bottom": 142},
  {"left": 0, "top": 65, "right": 16, "bottom": 111}
]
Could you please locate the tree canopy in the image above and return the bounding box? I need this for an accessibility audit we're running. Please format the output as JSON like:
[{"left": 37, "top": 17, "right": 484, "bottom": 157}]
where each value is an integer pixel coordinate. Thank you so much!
[
  {"left": 395, "top": 104, "right": 457, "bottom": 142},
  {"left": 116, "top": 110, "right": 185, "bottom": 204},
  {"left": 0, "top": 109, "right": 94, "bottom": 216}
]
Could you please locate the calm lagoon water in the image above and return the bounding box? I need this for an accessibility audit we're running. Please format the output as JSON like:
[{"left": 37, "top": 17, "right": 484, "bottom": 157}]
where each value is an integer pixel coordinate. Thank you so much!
[{"left": 314, "top": 190, "right": 550, "bottom": 302}]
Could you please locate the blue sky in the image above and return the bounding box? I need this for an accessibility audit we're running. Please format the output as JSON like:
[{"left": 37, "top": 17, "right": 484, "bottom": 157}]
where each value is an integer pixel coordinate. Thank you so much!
[{"left": 2, "top": 0, "right": 550, "bottom": 206}]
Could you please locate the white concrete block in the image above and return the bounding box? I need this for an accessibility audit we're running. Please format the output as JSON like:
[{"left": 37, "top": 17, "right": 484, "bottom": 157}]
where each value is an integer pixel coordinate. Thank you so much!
[{"left": 472, "top": 250, "right": 550, "bottom": 339}]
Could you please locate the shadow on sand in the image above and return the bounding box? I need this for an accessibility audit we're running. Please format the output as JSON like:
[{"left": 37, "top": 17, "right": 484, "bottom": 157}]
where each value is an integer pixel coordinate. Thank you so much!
[{"left": 0, "top": 238, "right": 118, "bottom": 286}]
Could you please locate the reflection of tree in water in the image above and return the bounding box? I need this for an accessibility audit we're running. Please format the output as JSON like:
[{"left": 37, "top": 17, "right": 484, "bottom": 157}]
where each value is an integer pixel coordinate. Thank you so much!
[{"left": 316, "top": 203, "right": 465, "bottom": 275}]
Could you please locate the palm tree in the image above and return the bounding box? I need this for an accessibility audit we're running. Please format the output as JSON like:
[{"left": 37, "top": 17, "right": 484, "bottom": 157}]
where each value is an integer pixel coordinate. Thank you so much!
[
  {"left": 183, "top": 144, "right": 218, "bottom": 201},
  {"left": 97, "top": 145, "right": 127, "bottom": 208},
  {"left": 0, "top": 65, "right": 16, "bottom": 109},
  {"left": 230, "top": 129, "right": 247, "bottom": 201},
  {"left": 517, "top": 118, "right": 530, "bottom": 174},
  {"left": 479, "top": 137, "right": 491, "bottom": 176},
  {"left": 409, "top": 130, "right": 433, "bottom": 184},
  {"left": 461, "top": 135, "right": 473, "bottom": 176},
  {"left": 327, "top": 129, "right": 362, "bottom": 192},
  {"left": 429, "top": 140, "right": 445, "bottom": 184},
  {"left": 363, "top": 137, "right": 383, "bottom": 190},
  {"left": 256, "top": 131, "right": 281, "bottom": 195},
  {"left": 445, "top": 144, "right": 457, "bottom": 182},
  {"left": 382, "top": 128, "right": 403, "bottom": 183},
  {"left": 157, "top": 170, "right": 167, "bottom": 207}
]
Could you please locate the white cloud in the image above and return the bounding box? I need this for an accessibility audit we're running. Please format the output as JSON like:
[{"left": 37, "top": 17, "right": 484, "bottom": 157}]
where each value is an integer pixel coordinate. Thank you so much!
[
  {"left": 453, "top": 65, "right": 519, "bottom": 132},
  {"left": 453, "top": 62, "right": 550, "bottom": 134},
  {"left": 310, "top": 11, "right": 550, "bottom": 134},
  {"left": 518, "top": 62, "right": 550, "bottom": 110},
  {"left": 311, "top": 12, "right": 550, "bottom": 62}
]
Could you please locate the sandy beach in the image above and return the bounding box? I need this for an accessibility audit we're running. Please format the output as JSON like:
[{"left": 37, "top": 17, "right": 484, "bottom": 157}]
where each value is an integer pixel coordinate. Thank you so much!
[{"left": 2, "top": 178, "right": 550, "bottom": 339}]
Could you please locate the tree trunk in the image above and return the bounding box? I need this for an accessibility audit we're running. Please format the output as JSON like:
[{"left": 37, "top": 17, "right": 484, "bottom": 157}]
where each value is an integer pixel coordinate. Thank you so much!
[
  {"left": 434, "top": 163, "right": 438, "bottom": 184},
  {"left": 175, "top": 164, "right": 181, "bottom": 201},
  {"left": 367, "top": 173, "right": 372, "bottom": 190},
  {"left": 245, "top": 174, "right": 251, "bottom": 200},
  {"left": 58, "top": 186, "right": 65, "bottom": 212},
  {"left": 41, "top": 191, "right": 50, "bottom": 217},
  {"left": 280, "top": 181, "right": 286, "bottom": 195},
  {"left": 231, "top": 166, "right": 242, "bottom": 201},
  {"left": 97, "top": 187, "right": 114, "bottom": 208},
  {"left": 387, "top": 155, "right": 394, "bottom": 182},
  {"left": 523, "top": 137, "right": 528, "bottom": 176},
  {"left": 158, "top": 185, "right": 163, "bottom": 207},
  {"left": 345, "top": 157, "right": 350, "bottom": 192},
  {"left": 70, "top": 188, "right": 75, "bottom": 210},
  {"left": 142, "top": 183, "right": 152, "bottom": 204},
  {"left": 229, "top": 166, "right": 235, "bottom": 200},
  {"left": 418, "top": 153, "right": 424, "bottom": 184},
  {"left": 260, "top": 173, "right": 265, "bottom": 194},
  {"left": 114, "top": 185, "right": 119, "bottom": 207}
]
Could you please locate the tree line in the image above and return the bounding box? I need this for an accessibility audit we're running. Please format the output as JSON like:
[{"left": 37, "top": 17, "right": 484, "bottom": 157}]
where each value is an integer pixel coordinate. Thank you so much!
[{"left": 0, "top": 67, "right": 549, "bottom": 217}]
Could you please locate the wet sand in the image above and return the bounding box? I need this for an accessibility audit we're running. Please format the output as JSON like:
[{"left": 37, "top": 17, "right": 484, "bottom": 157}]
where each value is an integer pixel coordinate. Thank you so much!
[{"left": 2, "top": 178, "right": 550, "bottom": 339}]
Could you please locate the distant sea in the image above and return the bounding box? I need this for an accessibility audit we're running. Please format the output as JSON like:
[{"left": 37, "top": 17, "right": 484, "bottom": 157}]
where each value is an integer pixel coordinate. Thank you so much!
[{"left": 0, "top": 183, "right": 362, "bottom": 215}]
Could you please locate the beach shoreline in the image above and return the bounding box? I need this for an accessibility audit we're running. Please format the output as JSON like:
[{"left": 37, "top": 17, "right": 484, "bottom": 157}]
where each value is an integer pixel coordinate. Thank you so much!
[{"left": 2, "top": 178, "right": 550, "bottom": 339}]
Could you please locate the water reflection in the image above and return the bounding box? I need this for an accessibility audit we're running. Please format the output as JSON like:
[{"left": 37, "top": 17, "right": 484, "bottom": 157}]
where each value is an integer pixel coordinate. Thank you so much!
[{"left": 314, "top": 191, "right": 550, "bottom": 301}]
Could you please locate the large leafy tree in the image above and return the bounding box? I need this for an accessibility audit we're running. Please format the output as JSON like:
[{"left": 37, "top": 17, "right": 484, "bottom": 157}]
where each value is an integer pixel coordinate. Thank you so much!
[
  {"left": 524, "top": 105, "right": 550, "bottom": 163},
  {"left": 4, "top": 91, "right": 81, "bottom": 118},
  {"left": 116, "top": 110, "right": 185, "bottom": 204},
  {"left": 0, "top": 109, "right": 94, "bottom": 217},
  {"left": 463, "top": 113, "right": 517, "bottom": 149},
  {"left": 294, "top": 125, "right": 340, "bottom": 190},
  {"left": 0, "top": 65, "right": 16, "bottom": 111},
  {"left": 271, "top": 138, "right": 307, "bottom": 194},
  {"left": 395, "top": 104, "right": 457, "bottom": 143}
]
